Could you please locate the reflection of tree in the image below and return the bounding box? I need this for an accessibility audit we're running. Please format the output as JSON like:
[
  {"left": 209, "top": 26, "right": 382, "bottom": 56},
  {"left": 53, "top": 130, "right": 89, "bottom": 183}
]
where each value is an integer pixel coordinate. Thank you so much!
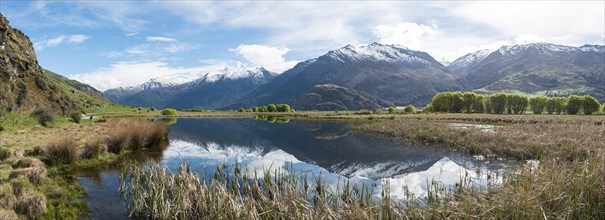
[{"left": 161, "top": 118, "right": 177, "bottom": 125}]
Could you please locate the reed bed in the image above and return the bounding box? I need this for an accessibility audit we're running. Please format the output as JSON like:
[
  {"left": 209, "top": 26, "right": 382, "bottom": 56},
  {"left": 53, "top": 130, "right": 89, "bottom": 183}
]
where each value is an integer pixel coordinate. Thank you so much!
[{"left": 120, "top": 163, "right": 408, "bottom": 220}]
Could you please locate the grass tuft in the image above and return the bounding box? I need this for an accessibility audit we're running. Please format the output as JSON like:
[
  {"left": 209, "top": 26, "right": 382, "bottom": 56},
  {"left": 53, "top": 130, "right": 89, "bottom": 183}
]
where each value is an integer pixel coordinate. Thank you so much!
[
  {"left": 15, "top": 189, "right": 46, "bottom": 215},
  {"left": 43, "top": 137, "right": 80, "bottom": 165}
]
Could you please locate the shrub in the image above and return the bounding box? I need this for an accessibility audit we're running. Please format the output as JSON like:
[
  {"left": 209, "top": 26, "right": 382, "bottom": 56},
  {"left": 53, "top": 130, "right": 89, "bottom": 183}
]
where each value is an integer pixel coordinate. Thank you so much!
[
  {"left": 387, "top": 106, "right": 396, "bottom": 114},
  {"left": 422, "top": 103, "right": 433, "bottom": 113},
  {"left": 276, "top": 104, "right": 291, "bottom": 112},
  {"left": 252, "top": 106, "right": 259, "bottom": 112},
  {"left": 237, "top": 108, "right": 245, "bottom": 112},
  {"left": 403, "top": 104, "right": 416, "bottom": 114},
  {"left": 529, "top": 96, "right": 548, "bottom": 114},
  {"left": 30, "top": 109, "right": 54, "bottom": 127},
  {"left": 581, "top": 95, "right": 600, "bottom": 115},
  {"left": 259, "top": 106, "right": 268, "bottom": 112},
  {"left": 15, "top": 189, "right": 46, "bottom": 215},
  {"left": 160, "top": 108, "right": 177, "bottom": 116},
  {"left": 267, "top": 104, "right": 277, "bottom": 112},
  {"left": 69, "top": 112, "right": 81, "bottom": 124},
  {"left": 566, "top": 95, "right": 583, "bottom": 115},
  {"left": 44, "top": 138, "right": 79, "bottom": 165},
  {"left": 507, "top": 93, "right": 529, "bottom": 114},
  {"left": 472, "top": 95, "right": 486, "bottom": 113}
]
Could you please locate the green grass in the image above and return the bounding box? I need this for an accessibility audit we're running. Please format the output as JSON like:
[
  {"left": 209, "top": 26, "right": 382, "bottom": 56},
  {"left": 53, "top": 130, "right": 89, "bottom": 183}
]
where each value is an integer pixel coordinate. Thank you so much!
[{"left": 0, "top": 113, "right": 39, "bottom": 132}]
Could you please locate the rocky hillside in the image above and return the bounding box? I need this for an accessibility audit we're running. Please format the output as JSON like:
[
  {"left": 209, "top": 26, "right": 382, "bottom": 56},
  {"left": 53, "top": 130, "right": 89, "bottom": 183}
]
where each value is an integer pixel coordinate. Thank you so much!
[
  {"left": 236, "top": 43, "right": 465, "bottom": 110},
  {"left": 449, "top": 43, "right": 605, "bottom": 102},
  {"left": 0, "top": 14, "right": 105, "bottom": 114},
  {"left": 44, "top": 69, "right": 107, "bottom": 101}
]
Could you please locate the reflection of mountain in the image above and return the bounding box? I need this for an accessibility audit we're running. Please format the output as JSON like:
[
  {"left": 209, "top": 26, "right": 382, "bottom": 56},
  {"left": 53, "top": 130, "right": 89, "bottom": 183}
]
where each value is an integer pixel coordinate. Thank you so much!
[{"left": 168, "top": 118, "right": 445, "bottom": 179}]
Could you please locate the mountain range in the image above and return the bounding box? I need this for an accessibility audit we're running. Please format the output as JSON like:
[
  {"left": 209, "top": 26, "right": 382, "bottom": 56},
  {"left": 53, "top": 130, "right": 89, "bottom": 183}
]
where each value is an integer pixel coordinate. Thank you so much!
[{"left": 105, "top": 42, "right": 604, "bottom": 110}]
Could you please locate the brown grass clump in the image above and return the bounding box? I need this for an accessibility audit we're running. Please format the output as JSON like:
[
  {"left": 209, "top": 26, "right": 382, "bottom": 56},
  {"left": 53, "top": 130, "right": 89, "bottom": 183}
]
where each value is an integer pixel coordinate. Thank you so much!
[
  {"left": 80, "top": 138, "right": 107, "bottom": 159},
  {"left": 43, "top": 137, "right": 80, "bottom": 165},
  {"left": 8, "top": 167, "right": 46, "bottom": 185},
  {"left": 106, "top": 119, "right": 169, "bottom": 153},
  {"left": 0, "top": 209, "right": 18, "bottom": 220},
  {"left": 0, "top": 192, "right": 16, "bottom": 210},
  {"left": 15, "top": 189, "right": 46, "bottom": 215},
  {"left": 12, "top": 157, "right": 45, "bottom": 169}
]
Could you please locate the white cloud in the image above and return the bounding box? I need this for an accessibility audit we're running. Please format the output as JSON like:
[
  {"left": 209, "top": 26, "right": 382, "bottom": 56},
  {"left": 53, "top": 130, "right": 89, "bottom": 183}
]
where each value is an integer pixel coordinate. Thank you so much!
[
  {"left": 374, "top": 23, "right": 438, "bottom": 49},
  {"left": 104, "top": 42, "right": 199, "bottom": 59},
  {"left": 72, "top": 61, "right": 232, "bottom": 91},
  {"left": 34, "top": 34, "right": 90, "bottom": 50},
  {"left": 146, "top": 36, "right": 177, "bottom": 42},
  {"left": 231, "top": 44, "right": 299, "bottom": 73}
]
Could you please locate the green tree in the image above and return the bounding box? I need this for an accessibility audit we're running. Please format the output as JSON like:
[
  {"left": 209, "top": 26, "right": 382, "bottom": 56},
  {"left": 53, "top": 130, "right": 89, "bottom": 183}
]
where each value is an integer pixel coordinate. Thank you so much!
[
  {"left": 276, "top": 104, "right": 291, "bottom": 112},
  {"left": 529, "top": 96, "right": 548, "bottom": 114},
  {"left": 489, "top": 93, "right": 508, "bottom": 114},
  {"left": 450, "top": 91, "right": 465, "bottom": 113},
  {"left": 267, "top": 104, "right": 277, "bottom": 112},
  {"left": 259, "top": 106, "right": 268, "bottom": 112},
  {"left": 484, "top": 96, "right": 493, "bottom": 113},
  {"left": 553, "top": 97, "right": 566, "bottom": 114},
  {"left": 422, "top": 103, "right": 434, "bottom": 113},
  {"left": 472, "top": 94, "right": 486, "bottom": 113},
  {"left": 601, "top": 104, "right": 605, "bottom": 114},
  {"left": 252, "top": 106, "right": 259, "bottom": 112},
  {"left": 581, "top": 95, "right": 600, "bottom": 115},
  {"left": 462, "top": 92, "right": 477, "bottom": 113},
  {"left": 237, "top": 107, "right": 245, "bottom": 112},
  {"left": 566, "top": 95, "right": 583, "bottom": 115},
  {"left": 387, "top": 106, "right": 396, "bottom": 114},
  {"left": 430, "top": 92, "right": 449, "bottom": 112},
  {"left": 508, "top": 93, "right": 529, "bottom": 114},
  {"left": 403, "top": 104, "right": 417, "bottom": 114},
  {"left": 160, "top": 108, "right": 177, "bottom": 115},
  {"left": 545, "top": 97, "right": 556, "bottom": 114}
]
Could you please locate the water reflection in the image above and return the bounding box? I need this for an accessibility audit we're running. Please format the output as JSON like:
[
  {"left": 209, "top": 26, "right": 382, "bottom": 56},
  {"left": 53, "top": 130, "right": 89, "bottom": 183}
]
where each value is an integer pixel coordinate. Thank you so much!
[{"left": 81, "top": 118, "right": 512, "bottom": 219}]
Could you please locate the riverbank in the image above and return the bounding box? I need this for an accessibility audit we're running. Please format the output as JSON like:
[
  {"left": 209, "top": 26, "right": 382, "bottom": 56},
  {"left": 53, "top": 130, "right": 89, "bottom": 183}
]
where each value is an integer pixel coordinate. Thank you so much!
[{"left": 0, "top": 116, "right": 169, "bottom": 219}]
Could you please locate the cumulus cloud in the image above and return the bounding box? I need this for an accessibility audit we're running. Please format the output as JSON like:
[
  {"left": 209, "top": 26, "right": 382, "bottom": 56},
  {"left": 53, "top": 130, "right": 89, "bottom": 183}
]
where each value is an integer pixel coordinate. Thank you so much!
[
  {"left": 374, "top": 23, "right": 438, "bottom": 49},
  {"left": 71, "top": 61, "right": 232, "bottom": 91},
  {"left": 231, "top": 44, "right": 299, "bottom": 73},
  {"left": 146, "top": 36, "right": 177, "bottom": 42},
  {"left": 34, "top": 34, "right": 89, "bottom": 50}
]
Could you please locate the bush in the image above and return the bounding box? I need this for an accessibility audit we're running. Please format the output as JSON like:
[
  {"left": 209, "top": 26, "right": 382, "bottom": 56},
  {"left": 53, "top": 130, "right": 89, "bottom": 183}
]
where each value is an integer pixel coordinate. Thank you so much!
[
  {"left": 69, "top": 112, "right": 82, "bottom": 124},
  {"left": 267, "top": 104, "right": 277, "bottom": 112},
  {"left": 160, "top": 108, "right": 177, "bottom": 116},
  {"left": 403, "top": 104, "right": 416, "bottom": 114},
  {"left": 566, "top": 95, "right": 583, "bottom": 115},
  {"left": 44, "top": 138, "right": 79, "bottom": 165},
  {"left": 106, "top": 120, "right": 169, "bottom": 153},
  {"left": 276, "top": 104, "right": 291, "bottom": 112},
  {"left": 507, "top": 93, "right": 529, "bottom": 114},
  {"left": 30, "top": 109, "right": 54, "bottom": 127},
  {"left": 387, "top": 106, "right": 396, "bottom": 114},
  {"left": 601, "top": 104, "right": 605, "bottom": 114},
  {"left": 252, "top": 106, "right": 259, "bottom": 112},
  {"left": 581, "top": 95, "right": 600, "bottom": 115},
  {"left": 237, "top": 108, "right": 245, "bottom": 112},
  {"left": 489, "top": 93, "right": 508, "bottom": 114},
  {"left": 259, "top": 106, "right": 268, "bottom": 112}
]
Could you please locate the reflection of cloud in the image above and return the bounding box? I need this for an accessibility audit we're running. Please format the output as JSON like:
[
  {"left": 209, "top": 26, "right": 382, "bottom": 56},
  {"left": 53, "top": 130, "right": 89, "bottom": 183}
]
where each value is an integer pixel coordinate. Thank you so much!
[{"left": 163, "top": 139, "right": 503, "bottom": 202}]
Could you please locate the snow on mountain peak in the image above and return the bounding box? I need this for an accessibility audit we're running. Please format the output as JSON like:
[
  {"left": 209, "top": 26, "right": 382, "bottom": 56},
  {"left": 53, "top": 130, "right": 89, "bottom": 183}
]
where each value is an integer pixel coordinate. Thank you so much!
[
  {"left": 449, "top": 49, "right": 492, "bottom": 68},
  {"left": 497, "top": 43, "right": 578, "bottom": 57},
  {"left": 196, "top": 66, "right": 273, "bottom": 83},
  {"left": 328, "top": 42, "right": 434, "bottom": 65}
]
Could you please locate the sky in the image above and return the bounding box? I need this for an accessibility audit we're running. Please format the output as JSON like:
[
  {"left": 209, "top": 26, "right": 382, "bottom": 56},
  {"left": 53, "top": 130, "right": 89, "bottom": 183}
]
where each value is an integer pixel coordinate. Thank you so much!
[{"left": 1, "top": 1, "right": 604, "bottom": 91}]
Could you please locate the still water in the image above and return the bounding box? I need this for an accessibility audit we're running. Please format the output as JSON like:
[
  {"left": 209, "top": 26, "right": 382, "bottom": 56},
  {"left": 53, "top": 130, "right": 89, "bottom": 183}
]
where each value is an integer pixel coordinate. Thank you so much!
[{"left": 79, "top": 118, "right": 513, "bottom": 219}]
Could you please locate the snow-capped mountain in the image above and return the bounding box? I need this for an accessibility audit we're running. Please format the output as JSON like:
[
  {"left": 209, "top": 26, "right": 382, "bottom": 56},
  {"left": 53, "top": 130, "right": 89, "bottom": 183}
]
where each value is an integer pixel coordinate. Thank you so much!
[
  {"left": 448, "top": 42, "right": 604, "bottom": 102},
  {"left": 327, "top": 43, "right": 437, "bottom": 66},
  {"left": 235, "top": 42, "right": 465, "bottom": 110},
  {"left": 104, "top": 66, "right": 276, "bottom": 109}
]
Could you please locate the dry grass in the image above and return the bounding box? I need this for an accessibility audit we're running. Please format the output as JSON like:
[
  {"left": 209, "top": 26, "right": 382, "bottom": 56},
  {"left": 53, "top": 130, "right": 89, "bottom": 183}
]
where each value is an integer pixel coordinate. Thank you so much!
[
  {"left": 43, "top": 137, "right": 80, "bottom": 165},
  {"left": 15, "top": 188, "right": 46, "bottom": 215},
  {"left": 0, "top": 192, "right": 16, "bottom": 210},
  {"left": 106, "top": 119, "right": 169, "bottom": 153},
  {"left": 80, "top": 138, "right": 107, "bottom": 159},
  {"left": 355, "top": 120, "right": 605, "bottom": 161},
  {"left": 0, "top": 209, "right": 18, "bottom": 220}
]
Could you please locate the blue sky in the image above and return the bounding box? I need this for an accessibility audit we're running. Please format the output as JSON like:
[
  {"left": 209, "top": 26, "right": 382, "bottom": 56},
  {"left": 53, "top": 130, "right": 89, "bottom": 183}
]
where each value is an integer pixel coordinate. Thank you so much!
[{"left": 1, "top": 1, "right": 603, "bottom": 91}]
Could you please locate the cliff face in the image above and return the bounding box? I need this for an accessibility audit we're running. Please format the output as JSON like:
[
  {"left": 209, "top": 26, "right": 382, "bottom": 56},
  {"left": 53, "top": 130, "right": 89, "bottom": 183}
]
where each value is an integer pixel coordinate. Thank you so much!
[{"left": 0, "top": 13, "right": 81, "bottom": 114}]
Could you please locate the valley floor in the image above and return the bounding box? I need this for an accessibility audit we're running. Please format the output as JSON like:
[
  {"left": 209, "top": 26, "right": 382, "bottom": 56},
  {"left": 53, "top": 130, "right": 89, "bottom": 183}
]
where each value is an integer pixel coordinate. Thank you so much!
[{"left": 1, "top": 111, "right": 604, "bottom": 219}]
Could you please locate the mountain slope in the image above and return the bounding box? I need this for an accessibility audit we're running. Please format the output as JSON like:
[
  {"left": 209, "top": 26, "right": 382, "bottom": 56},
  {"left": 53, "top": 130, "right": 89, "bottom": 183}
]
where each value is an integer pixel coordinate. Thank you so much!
[
  {"left": 295, "top": 84, "right": 383, "bottom": 111},
  {"left": 104, "top": 67, "right": 276, "bottom": 109},
  {"left": 0, "top": 14, "right": 105, "bottom": 114},
  {"left": 236, "top": 43, "right": 466, "bottom": 110},
  {"left": 449, "top": 43, "right": 605, "bottom": 101},
  {"left": 44, "top": 69, "right": 108, "bottom": 101}
]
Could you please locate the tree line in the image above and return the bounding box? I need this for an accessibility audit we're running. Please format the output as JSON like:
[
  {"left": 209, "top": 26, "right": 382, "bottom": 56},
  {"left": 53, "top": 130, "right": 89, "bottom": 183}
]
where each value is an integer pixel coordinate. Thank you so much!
[
  {"left": 425, "top": 92, "right": 603, "bottom": 115},
  {"left": 238, "top": 104, "right": 293, "bottom": 113}
]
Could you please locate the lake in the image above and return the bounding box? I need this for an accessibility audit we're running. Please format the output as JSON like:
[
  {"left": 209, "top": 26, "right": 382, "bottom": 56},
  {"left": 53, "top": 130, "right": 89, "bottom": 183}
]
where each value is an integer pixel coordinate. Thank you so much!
[{"left": 79, "top": 118, "right": 514, "bottom": 219}]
